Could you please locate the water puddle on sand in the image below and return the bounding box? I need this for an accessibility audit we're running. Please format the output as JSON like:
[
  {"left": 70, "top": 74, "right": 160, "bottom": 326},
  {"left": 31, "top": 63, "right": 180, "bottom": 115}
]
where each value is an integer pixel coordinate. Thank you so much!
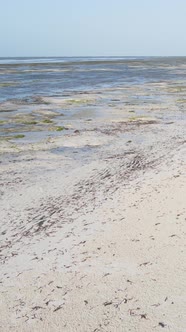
[
  {"left": 8, "top": 129, "right": 72, "bottom": 144},
  {"left": 51, "top": 145, "right": 100, "bottom": 162}
]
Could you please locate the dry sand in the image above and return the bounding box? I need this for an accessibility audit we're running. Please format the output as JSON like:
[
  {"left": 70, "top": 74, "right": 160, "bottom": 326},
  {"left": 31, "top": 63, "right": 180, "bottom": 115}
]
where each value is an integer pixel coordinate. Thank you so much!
[{"left": 0, "top": 82, "right": 186, "bottom": 331}]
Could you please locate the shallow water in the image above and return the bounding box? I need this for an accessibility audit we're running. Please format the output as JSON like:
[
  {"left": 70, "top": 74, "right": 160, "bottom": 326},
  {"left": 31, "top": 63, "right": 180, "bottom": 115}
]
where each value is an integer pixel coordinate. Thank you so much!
[
  {"left": 1, "top": 57, "right": 186, "bottom": 102},
  {"left": 1, "top": 57, "right": 186, "bottom": 146}
]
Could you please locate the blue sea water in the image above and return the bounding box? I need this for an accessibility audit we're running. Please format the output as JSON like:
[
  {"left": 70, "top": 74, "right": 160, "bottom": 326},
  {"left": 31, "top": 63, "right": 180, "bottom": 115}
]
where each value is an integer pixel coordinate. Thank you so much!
[{"left": 0, "top": 56, "right": 186, "bottom": 103}]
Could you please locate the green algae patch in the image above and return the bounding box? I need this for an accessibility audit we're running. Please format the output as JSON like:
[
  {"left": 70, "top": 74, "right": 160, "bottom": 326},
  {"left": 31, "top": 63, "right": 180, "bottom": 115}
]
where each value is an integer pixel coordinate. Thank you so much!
[
  {"left": 0, "top": 82, "right": 18, "bottom": 87},
  {"left": 68, "top": 99, "right": 87, "bottom": 104},
  {"left": 43, "top": 119, "right": 53, "bottom": 124},
  {"left": 0, "top": 136, "right": 12, "bottom": 142},
  {"left": 56, "top": 126, "right": 65, "bottom": 131},
  {"left": 23, "top": 120, "right": 37, "bottom": 125},
  {"left": 166, "top": 86, "right": 186, "bottom": 93},
  {"left": 13, "top": 134, "right": 25, "bottom": 139},
  {"left": 0, "top": 120, "right": 5, "bottom": 125},
  {"left": 13, "top": 115, "right": 37, "bottom": 125},
  {"left": 128, "top": 116, "right": 141, "bottom": 121},
  {"left": 176, "top": 99, "right": 186, "bottom": 103},
  {"left": 65, "top": 99, "right": 93, "bottom": 106},
  {"left": 0, "top": 134, "right": 24, "bottom": 141}
]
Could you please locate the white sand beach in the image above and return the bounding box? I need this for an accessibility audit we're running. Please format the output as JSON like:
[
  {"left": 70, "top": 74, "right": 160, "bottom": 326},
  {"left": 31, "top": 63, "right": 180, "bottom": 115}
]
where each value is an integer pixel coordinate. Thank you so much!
[{"left": 0, "top": 80, "right": 186, "bottom": 331}]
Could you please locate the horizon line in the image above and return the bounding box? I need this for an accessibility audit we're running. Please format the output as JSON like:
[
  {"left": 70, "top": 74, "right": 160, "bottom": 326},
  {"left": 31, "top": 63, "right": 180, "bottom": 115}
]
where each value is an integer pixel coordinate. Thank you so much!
[{"left": 1, "top": 55, "right": 186, "bottom": 58}]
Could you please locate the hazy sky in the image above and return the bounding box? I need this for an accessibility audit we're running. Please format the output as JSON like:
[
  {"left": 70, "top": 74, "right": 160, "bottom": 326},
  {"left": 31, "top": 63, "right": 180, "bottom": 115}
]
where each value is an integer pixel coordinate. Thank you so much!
[{"left": 1, "top": 0, "right": 186, "bottom": 56}]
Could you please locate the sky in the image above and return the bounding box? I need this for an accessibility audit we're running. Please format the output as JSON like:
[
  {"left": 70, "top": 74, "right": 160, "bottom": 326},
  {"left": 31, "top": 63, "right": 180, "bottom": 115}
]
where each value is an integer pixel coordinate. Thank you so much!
[{"left": 0, "top": 0, "right": 186, "bottom": 57}]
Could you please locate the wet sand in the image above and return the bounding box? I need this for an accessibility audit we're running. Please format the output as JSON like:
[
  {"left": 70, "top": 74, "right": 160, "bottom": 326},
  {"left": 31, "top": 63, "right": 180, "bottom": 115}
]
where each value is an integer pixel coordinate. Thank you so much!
[{"left": 0, "top": 81, "right": 186, "bottom": 331}]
